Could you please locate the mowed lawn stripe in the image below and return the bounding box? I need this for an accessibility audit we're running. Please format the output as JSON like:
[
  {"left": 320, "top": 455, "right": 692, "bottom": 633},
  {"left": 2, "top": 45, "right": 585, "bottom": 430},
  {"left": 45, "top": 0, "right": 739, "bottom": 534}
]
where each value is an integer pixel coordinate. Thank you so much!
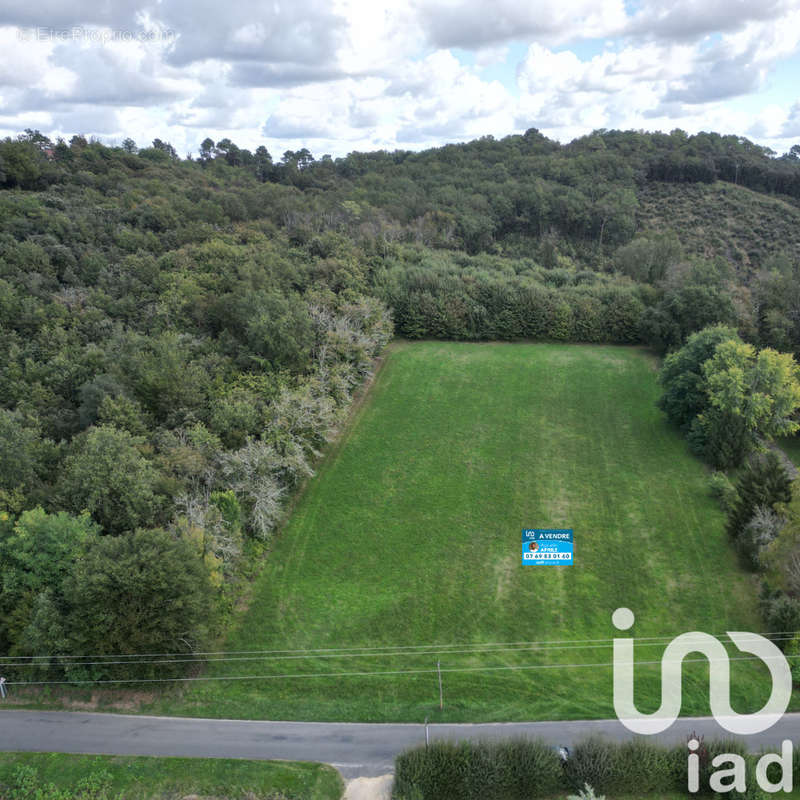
[{"left": 157, "top": 342, "right": 777, "bottom": 723}]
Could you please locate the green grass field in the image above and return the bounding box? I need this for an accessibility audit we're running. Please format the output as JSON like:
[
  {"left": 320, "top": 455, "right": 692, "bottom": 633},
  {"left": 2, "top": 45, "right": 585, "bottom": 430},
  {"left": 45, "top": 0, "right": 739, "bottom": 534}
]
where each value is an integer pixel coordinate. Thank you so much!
[
  {"left": 0, "top": 752, "right": 342, "bottom": 799},
  {"left": 147, "top": 341, "right": 775, "bottom": 723}
]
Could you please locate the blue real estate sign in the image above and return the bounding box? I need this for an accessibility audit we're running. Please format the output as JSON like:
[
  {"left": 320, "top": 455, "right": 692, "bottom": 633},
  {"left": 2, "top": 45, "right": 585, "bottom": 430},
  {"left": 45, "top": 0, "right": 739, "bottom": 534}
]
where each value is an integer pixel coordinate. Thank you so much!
[{"left": 522, "top": 529, "right": 573, "bottom": 565}]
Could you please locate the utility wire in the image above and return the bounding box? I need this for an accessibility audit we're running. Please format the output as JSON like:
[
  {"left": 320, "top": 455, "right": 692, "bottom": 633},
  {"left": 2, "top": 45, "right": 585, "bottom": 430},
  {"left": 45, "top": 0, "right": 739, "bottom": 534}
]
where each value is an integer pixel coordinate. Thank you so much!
[
  {"left": 3, "top": 630, "right": 798, "bottom": 664},
  {"left": 2, "top": 634, "right": 798, "bottom": 670},
  {"left": 6, "top": 652, "right": 799, "bottom": 687}
]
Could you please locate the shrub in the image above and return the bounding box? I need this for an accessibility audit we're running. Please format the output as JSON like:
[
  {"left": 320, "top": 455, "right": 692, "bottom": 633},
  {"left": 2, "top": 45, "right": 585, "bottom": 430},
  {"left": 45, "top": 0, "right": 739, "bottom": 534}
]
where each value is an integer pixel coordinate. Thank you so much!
[
  {"left": 700, "top": 739, "right": 749, "bottom": 794},
  {"left": 4, "top": 766, "right": 116, "bottom": 800},
  {"left": 726, "top": 453, "right": 791, "bottom": 549},
  {"left": 393, "top": 739, "right": 562, "bottom": 800},
  {"left": 567, "top": 785, "right": 605, "bottom": 800},
  {"left": 689, "top": 409, "right": 752, "bottom": 470},
  {"left": 561, "top": 737, "right": 684, "bottom": 795},
  {"left": 738, "top": 506, "right": 785, "bottom": 570},
  {"left": 393, "top": 736, "right": 757, "bottom": 799},
  {"left": 562, "top": 737, "right": 617, "bottom": 792},
  {"left": 783, "top": 634, "right": 800, "bottom": 683},
  {"left": 489, "top": 738, "right": 564, "bottom": 800},
  {"left": 393, "top": 741, "right": 468, "bottom": 800},
  {"left": 761, "top": 592, "right": 800, "bottom": 645},
  {"left": 709, "top": 471, "right": 738, "bottom": 514}
]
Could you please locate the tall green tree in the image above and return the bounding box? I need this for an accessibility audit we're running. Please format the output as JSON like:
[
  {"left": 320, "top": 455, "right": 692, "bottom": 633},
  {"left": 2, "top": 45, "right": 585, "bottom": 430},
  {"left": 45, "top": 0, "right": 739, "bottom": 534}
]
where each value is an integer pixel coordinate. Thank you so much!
[
  {"left": 60, "top": 528, "right": 215, "bottom": 678},
  {"left": 658, "top": 325, "right": 740, "bottom": 430},
  {"left": 701, "top": 340, "right": 800, "bottom": 445},
  {"left": 0, "top": 508, "right": 97, "bottom": 654},
  {"left": 0, "top": 409, "right": 49, "bottom": 507},
  {"left": 691, "top": 340, "right": 800, "bottom": 467},
  {"left": 58, "top": 425, "right": 160, "bottom": 534}
]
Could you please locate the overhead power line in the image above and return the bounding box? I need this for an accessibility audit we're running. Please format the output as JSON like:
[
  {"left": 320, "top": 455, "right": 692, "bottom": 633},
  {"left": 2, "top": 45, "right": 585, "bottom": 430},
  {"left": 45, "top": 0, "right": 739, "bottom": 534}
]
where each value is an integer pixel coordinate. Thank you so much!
[
  {"left": 2, "top": 629, "right": 798, "bottom": 664},
  {"left": 6, "top": 652, "right": 799, "bottom": 687},
  {"left": 2, "top": 634, "right": 798, "bottom": 670}
]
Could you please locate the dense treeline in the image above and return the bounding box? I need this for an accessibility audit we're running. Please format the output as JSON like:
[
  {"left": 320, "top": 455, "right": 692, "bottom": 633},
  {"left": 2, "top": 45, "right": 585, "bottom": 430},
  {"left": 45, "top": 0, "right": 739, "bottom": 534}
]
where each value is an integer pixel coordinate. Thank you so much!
[
  {"left": 3, "top": 127, "right": 800, "bottom": 261},
  {"left": 379, "top": 250, "right": 644, "bottom": 342},
  {"left": 0, "top": 136, "right": 392, "bottom": 676},
  {"left": 2, "top": 125, "right": 800, "bottom": 672},
  {"left": 657, "top": 326, "right": 800, "bottom": 649}
]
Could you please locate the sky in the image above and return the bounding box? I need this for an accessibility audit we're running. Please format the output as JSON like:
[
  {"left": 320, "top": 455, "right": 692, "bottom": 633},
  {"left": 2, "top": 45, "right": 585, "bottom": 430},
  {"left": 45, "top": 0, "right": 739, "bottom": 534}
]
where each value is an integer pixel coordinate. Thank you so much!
[{"left": 1, "top": 0, "right": 800, "bottom": 159}]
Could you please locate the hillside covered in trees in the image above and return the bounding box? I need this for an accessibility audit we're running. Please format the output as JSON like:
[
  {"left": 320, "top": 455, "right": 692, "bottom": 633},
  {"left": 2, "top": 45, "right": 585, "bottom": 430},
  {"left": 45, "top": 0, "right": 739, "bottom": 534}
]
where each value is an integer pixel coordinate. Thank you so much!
[{"left": 2, "top": 126, "right": 800, "bottom": 678}]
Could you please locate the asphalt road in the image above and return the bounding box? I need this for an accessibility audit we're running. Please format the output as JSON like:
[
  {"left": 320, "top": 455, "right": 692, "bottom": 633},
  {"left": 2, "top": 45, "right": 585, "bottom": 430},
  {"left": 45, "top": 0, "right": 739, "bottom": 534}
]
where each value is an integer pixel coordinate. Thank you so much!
[{"left": 2, "top": 710, "right": 800, "bottom": 778}]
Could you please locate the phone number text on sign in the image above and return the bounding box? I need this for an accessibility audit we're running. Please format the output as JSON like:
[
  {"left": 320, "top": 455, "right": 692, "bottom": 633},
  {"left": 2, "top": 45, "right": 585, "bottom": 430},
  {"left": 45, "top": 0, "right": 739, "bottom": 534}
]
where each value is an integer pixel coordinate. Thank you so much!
[{"left": 522, "top": 529, "right": 573, "bottom": 565}]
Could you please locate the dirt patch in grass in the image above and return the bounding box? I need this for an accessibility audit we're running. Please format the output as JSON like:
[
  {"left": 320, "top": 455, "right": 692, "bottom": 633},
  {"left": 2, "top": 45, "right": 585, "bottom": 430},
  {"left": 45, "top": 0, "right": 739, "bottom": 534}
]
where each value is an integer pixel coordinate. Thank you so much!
[{"left": 493, "top": 554, "right": 516, "bottom": 603}]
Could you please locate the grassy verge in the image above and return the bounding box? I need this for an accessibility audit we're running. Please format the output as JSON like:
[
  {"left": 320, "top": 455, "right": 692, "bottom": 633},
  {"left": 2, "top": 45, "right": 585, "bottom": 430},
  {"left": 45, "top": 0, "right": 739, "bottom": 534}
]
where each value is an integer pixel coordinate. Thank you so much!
[{"left": 0, "top": 752, "right": 343, "bottom": 799}]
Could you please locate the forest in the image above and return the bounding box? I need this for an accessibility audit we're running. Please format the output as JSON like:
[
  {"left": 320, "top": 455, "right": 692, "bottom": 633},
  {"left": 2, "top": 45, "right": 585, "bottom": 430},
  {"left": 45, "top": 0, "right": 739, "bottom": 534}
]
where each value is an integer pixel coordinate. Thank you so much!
[{"left": 1, "top": 126, "right": 800, "bottom": 680}]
